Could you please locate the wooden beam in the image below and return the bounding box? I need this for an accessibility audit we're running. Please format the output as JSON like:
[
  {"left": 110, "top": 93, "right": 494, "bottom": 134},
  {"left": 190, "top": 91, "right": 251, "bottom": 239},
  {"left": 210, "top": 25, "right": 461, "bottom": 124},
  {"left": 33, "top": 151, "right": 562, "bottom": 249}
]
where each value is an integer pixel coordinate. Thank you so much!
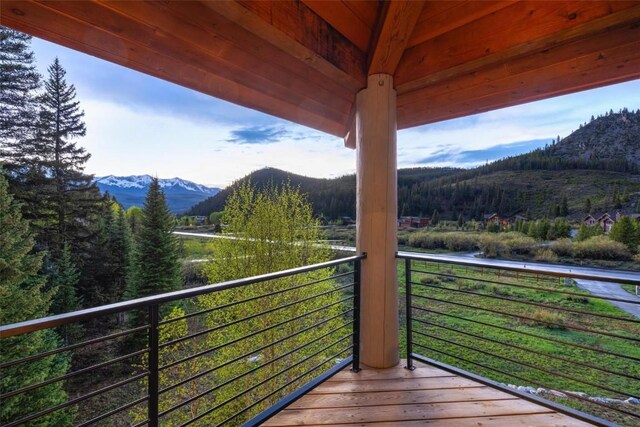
[
  {"left": 356, "top": 74, "right": 398, "bottom": 369},
  {"left": 407, "top": 1, "right": 517, "bottom": 48},
  {"left": 42, "top": 0, "right": 351, "bottom": 125},
  {"left": 211, "top": 0, "right": 367, "bottom": 89},
  {"left": 396, "top": 1, "right": 640, "bottom": 91},
  {"left": 397, "top": 23, "right": 640, "bottom": 129},
  {"left": 368, "top": 1, "right": 424, "bottom": 75},
  {"left": 302, "top": 0, "right": 376, "bottom": 52},
  {"left": 1, "top": 0, "right": 347, "bottom": 136}
]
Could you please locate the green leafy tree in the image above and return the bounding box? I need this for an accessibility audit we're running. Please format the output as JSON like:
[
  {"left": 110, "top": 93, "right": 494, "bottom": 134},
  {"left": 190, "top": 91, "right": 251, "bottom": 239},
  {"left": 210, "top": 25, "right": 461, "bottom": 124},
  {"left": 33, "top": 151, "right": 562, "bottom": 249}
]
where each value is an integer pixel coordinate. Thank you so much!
[
  {"left": 0, "top": 174, "right": 72, "bottom": 426},
  {"left": 127, "top": 178, "right": 181, "bottom": 305},
  {"left": 152, "top": 182, "right": 346, "bottom": 425},
  {"left": 126, "top": 205, "right": 143, "bottom": 235},
  {"left": 609, "top": 216, "right": 640, "bottom": 253},
  {"left": 576, "top": 224, "right": 603, "bottom": 241}
]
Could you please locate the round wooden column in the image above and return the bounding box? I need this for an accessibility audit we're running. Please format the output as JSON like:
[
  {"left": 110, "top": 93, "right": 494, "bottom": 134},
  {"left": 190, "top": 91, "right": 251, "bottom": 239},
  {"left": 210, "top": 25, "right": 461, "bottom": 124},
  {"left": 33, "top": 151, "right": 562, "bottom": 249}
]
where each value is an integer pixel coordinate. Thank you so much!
[{"left": 355, "top": 73, "right": 399, "bottom": 368}]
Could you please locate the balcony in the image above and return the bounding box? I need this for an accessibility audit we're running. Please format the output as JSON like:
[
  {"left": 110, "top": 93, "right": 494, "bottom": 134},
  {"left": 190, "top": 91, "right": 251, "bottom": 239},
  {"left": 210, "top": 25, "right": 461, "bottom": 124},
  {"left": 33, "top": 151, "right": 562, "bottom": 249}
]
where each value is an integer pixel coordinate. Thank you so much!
[{"left": 2, "top": 252, "right": 638, "bottom": 426}]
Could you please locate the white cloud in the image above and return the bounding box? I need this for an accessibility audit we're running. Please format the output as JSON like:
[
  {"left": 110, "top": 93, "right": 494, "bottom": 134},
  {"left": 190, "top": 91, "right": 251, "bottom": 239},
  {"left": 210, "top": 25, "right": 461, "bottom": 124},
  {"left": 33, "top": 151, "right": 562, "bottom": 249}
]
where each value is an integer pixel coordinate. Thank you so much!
[{"left": 81, "top": 100, "right": 355, "bottom": 187}]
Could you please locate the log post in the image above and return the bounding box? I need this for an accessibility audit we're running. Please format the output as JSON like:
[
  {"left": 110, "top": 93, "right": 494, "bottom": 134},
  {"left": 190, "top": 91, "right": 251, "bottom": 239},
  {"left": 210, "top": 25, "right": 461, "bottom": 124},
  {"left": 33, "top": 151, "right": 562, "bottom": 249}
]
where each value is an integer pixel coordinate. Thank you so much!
[{"left": 355, "top": 73, "right": 399, "bottom": 368}]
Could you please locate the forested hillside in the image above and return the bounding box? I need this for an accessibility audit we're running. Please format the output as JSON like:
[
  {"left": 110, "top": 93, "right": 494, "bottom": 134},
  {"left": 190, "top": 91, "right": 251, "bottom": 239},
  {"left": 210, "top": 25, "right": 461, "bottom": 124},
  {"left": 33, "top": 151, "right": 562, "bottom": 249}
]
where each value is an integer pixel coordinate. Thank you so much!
[{"left": 189, "top": 110, "right": 640, "bottom": 221}]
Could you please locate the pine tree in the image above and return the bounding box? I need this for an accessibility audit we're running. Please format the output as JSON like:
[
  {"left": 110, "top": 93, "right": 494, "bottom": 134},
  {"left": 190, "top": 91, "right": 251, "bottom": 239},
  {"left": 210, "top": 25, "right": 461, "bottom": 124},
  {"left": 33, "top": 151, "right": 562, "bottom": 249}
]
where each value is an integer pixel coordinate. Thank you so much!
[
  {"left": 584, "top": 198, "right": 592, "bottom": 214},
  {"left": 107, "top": 203, "right": 133, "bottom": 303},
  {"left": 431, "top": 209, "right": 440, "bottom": 226},
  {"left": 560, "top": 196, "right": 569, "bottom": 217},
  {"left": 0, "top": 174, "right": 72, "bottom": 426},
  {"left": 35, "top": 57, "right": 101, "bottom": 259},
  {"left": 0, "top": 27, "right": 44, "bottom": 224},
  {"left": 49, "top": 243, "right": 81, "bottom": 344},
  {"left": 0, "top": 27, "right": 41, "bottom": 160},
  {"left": 127, "top": 178, "right": 181, "bottom": 303}
]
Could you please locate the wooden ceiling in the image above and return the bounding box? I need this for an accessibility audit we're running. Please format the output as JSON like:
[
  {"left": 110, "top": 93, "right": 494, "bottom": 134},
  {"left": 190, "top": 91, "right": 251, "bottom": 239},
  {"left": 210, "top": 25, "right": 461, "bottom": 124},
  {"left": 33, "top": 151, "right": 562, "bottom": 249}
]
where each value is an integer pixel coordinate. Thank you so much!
[{"left": 3, "top": 1, "right": 640, "bottom": 141}]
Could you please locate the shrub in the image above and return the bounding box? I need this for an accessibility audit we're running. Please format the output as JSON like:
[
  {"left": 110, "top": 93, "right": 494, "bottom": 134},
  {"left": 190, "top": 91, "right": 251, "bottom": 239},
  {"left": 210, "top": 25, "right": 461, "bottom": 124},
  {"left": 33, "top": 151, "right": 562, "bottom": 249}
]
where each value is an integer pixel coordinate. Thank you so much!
[
  {"left": 526, "top": 309, "right": 566, "bottom": 330},
  {"left": 534, "top": 248, "right": 558, "bottom": 263},
  {"left": 443, "top": 233, "right": 479, "bottom": 252},
  {"left": 504, "top": 234, "right": 536, "bottom": 255},
  {"left": 477, "top": 234, "right": 506, "bottom": 258},
  {"left": 572, "top": 236, "right": 632, "bottom": 260},
  {"left": 407, "top": 232, "right": 445, "bottom": 249},
  {"left": 420, "top": 276, "right": 440, "bottom": 285},
  {"left": 549, "top": 238, "right": 573, "bottom": 257}
]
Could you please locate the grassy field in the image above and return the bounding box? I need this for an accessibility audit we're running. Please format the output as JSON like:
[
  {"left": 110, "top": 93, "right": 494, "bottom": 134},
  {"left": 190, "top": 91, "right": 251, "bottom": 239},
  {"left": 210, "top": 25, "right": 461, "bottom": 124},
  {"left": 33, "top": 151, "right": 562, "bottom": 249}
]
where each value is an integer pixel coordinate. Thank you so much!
[{"left": 397, "top": 260, "right": 640, "bottom": 426}]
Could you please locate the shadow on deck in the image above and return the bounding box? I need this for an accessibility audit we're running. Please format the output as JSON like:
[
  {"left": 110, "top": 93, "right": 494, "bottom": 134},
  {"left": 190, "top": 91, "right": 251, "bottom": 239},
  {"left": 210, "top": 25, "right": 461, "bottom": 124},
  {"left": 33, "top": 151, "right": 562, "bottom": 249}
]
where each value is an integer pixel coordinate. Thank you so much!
[{"left": 264, "top": 360, "right": 592, "bottom": 426}]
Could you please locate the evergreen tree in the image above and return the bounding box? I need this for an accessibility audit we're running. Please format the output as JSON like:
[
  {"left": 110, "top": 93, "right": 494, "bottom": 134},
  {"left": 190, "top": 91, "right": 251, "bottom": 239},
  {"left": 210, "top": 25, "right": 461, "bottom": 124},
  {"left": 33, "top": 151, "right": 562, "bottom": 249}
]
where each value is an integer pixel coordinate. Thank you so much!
[
  {"left": 584, "top": 198, "right": 592, "bottom": 214},
  {"left": 127, "top": 178, "right": 181, "bottom": 303},
  {"left": 0, "top": 174, "right": 72, "bottom": 426},
  {"left": 48, "top": 243, "right": 81, "bottom": 344},
  {"left": 0, "top": 27, "right": 41, "bottom": 161},
  {"left": 431, "top": 209, "right": 440, "bottom": 226},
  {"left": 106, "top": 203, "right": 133, "bottom": 303},
  {"left": 35, "top": 57, "right": 101, "bottom": 259},
  {"left": 0, "top": 27, "right": 44, "bottom": 223},
  {"left": 560, "top": 196, "right": 569, "bottom": 217}
]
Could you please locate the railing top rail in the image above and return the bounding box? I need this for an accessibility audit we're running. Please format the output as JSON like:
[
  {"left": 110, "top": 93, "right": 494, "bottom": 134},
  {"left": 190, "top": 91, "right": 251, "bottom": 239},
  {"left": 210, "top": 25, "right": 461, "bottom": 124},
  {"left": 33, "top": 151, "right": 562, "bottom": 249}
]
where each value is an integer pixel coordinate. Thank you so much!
[
  {"left": 0, "top": 255, "right": 365, "bottom": 338},
  {"left": 397, "top": 251, "right": 640, "bottom": 285}
]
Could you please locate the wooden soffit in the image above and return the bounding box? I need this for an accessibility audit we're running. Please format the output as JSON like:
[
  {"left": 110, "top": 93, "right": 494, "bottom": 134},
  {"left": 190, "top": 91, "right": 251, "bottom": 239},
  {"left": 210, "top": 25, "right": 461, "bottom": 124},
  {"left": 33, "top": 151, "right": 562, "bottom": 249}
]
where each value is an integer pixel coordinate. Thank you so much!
[{"left": 2, "top": 1, "right": 640, "bottom": 139}]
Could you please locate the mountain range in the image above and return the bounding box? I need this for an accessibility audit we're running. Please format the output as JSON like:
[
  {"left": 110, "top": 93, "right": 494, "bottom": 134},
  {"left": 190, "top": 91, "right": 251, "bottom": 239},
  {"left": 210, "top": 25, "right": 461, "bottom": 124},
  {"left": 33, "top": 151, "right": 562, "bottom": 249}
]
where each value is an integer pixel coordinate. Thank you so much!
[
  {"left": 94, "top": 175, "right": 219, "bottom": 213},
  {"left": 187, "top": 109, "right": 640, "bottom": 221}
]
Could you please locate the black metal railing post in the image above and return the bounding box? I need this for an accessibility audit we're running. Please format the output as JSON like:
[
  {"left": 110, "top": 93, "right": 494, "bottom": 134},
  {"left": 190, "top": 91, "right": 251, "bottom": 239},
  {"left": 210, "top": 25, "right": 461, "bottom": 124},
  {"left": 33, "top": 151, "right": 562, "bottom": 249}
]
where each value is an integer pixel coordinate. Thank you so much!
[
  {"left": 148, "top": 305, "right": 160, "bottom": 427},
  {"left": 405, "top": 258, "right": 415, "bottom": 370},
  {"left": 351, "top": 257, "right": 362, "bottom": 372}
]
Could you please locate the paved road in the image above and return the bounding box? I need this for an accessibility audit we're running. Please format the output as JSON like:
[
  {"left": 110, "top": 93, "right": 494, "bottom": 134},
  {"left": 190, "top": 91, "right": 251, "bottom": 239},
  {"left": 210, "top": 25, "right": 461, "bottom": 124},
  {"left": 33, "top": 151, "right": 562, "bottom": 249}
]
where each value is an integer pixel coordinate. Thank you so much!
[
  {"left": 177, "top": 232, "right": 640, "bottom": 317},
  {"left": 574, "top": 280, "right": 640, "bottom": 319}
]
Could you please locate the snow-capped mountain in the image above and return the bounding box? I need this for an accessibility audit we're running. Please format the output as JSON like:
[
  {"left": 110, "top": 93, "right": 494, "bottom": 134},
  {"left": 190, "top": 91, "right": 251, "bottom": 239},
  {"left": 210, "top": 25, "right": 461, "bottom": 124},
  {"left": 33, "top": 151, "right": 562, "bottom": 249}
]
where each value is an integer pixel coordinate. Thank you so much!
[{"left": 94, "top": 175, "right": 220, "bottom": 213}]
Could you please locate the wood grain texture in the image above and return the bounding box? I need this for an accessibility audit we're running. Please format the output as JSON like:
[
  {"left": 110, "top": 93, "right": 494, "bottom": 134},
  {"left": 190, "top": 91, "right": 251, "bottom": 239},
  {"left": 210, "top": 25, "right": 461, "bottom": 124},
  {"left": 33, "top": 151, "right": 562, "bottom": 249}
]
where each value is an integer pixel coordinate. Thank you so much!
[
  {"left": 398, "top": 22, "right": 640, "bottom": 129},
  {"left": 269, "top": 413, "right": 594, "bottom": 426},
  {"left": 233, "top": 0, "right": 367, "bottom": 85},
  {"left": 264, "top": 362, "right": 594, "bottom": 427},
  {"left": 303, "top": 0, "right": 376, "bottom": 51},
  {"left": 355, "top": 74, "right": 398, "bottom": 369},
  {"left": 396, "top": 1, "right": 640, "bottom": 88},
  {"left": 368, "top": 1, "right": 424, "bottom": 75}
]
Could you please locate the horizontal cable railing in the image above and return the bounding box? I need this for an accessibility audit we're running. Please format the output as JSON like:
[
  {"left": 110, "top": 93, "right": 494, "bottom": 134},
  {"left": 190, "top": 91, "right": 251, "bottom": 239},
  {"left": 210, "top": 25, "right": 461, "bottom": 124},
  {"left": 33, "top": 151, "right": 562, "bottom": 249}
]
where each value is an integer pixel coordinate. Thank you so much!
[
  {"left": 399, "top": 251, "right": 640, "bottom": 427},
  {"left": 1, "top": 255, "right": 364, "bottom": 427}
]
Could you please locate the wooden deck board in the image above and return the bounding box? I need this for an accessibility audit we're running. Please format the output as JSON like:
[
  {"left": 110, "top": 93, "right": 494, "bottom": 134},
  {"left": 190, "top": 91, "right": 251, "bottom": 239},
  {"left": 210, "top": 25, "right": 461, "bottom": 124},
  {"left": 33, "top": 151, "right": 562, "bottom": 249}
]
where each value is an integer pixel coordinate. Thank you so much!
[{"left": 262, "top": 360, "right": 594, "bottom": 426}]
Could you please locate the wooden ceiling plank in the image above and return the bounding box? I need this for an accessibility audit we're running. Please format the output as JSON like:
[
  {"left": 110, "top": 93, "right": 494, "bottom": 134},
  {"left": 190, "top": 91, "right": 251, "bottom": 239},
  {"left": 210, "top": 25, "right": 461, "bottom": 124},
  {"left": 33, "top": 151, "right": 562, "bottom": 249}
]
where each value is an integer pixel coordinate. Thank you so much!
[
  {"left": 343, "top": 0, "right": 380, "bottom": 29},
  {"left": 368, "top": 1, "right": 425, "bottom": 75},
  {"left": 408, "top": 1, "right": 517, "bottom": 48},
  {"left": 398, "top": 38, "right": 640, "bottom": 129},
  {"left": 1, "top": 1, "right": 346, "bottom": 137},
  {"left": 41, "top": 0, "right": 350, "bottom": 125},
  {"left": 302, "top": 0, "right": 373, "bottom": 51},
  {"left": 399, "top": 22, "right": 640, "bottom": 108},
  {"left": 208, "top": 0, "right": 366, "bottom": 88},
  {"left": 160, "top": 1, "right": 357, "bottom": 102},
  {"left": 396, "top": 1, "right": 640, "bottom": 89}
]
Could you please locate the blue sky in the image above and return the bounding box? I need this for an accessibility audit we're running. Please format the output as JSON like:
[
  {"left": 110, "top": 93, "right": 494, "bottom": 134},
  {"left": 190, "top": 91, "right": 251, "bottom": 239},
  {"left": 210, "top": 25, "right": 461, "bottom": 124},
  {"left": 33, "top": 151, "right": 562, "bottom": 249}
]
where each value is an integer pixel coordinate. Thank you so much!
[{"left": 31, "top": 37, "right": 640, "bottom": 188}]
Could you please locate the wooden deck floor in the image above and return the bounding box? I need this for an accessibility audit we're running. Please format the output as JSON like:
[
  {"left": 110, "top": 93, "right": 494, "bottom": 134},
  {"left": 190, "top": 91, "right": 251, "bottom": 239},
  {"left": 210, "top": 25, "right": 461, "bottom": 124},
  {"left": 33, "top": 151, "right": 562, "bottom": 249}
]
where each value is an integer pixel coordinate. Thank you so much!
[{"left": 263, "top": 360, "right": 593, "bottom": 426}]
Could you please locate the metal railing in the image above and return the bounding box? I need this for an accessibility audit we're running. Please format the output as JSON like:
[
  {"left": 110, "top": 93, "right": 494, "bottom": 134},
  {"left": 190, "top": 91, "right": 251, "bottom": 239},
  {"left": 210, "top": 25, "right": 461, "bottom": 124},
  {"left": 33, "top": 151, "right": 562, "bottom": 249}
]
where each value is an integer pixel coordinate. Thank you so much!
[
  {"left": 0, "top": 255, "right": 364, "bottom": 427},
  {"left": 399, "top": 251, "right": 640, "bottom": 427}
]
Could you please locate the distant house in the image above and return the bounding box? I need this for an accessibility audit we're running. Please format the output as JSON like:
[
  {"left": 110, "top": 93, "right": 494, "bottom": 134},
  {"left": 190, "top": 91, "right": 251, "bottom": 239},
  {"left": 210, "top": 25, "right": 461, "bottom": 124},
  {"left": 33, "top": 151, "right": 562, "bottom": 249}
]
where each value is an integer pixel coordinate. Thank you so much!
[
  {"left": 597, "top": 213, "right": 615, "bottom": 233},
  {"left": 483, "top": 213, "right": 509, "bottom": 228},
  {"left": 398, "top": 216, "right": 429, "bottom": 228},
  {"left": 583, "top": 214, "right": 597, "bottom": 227}
]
